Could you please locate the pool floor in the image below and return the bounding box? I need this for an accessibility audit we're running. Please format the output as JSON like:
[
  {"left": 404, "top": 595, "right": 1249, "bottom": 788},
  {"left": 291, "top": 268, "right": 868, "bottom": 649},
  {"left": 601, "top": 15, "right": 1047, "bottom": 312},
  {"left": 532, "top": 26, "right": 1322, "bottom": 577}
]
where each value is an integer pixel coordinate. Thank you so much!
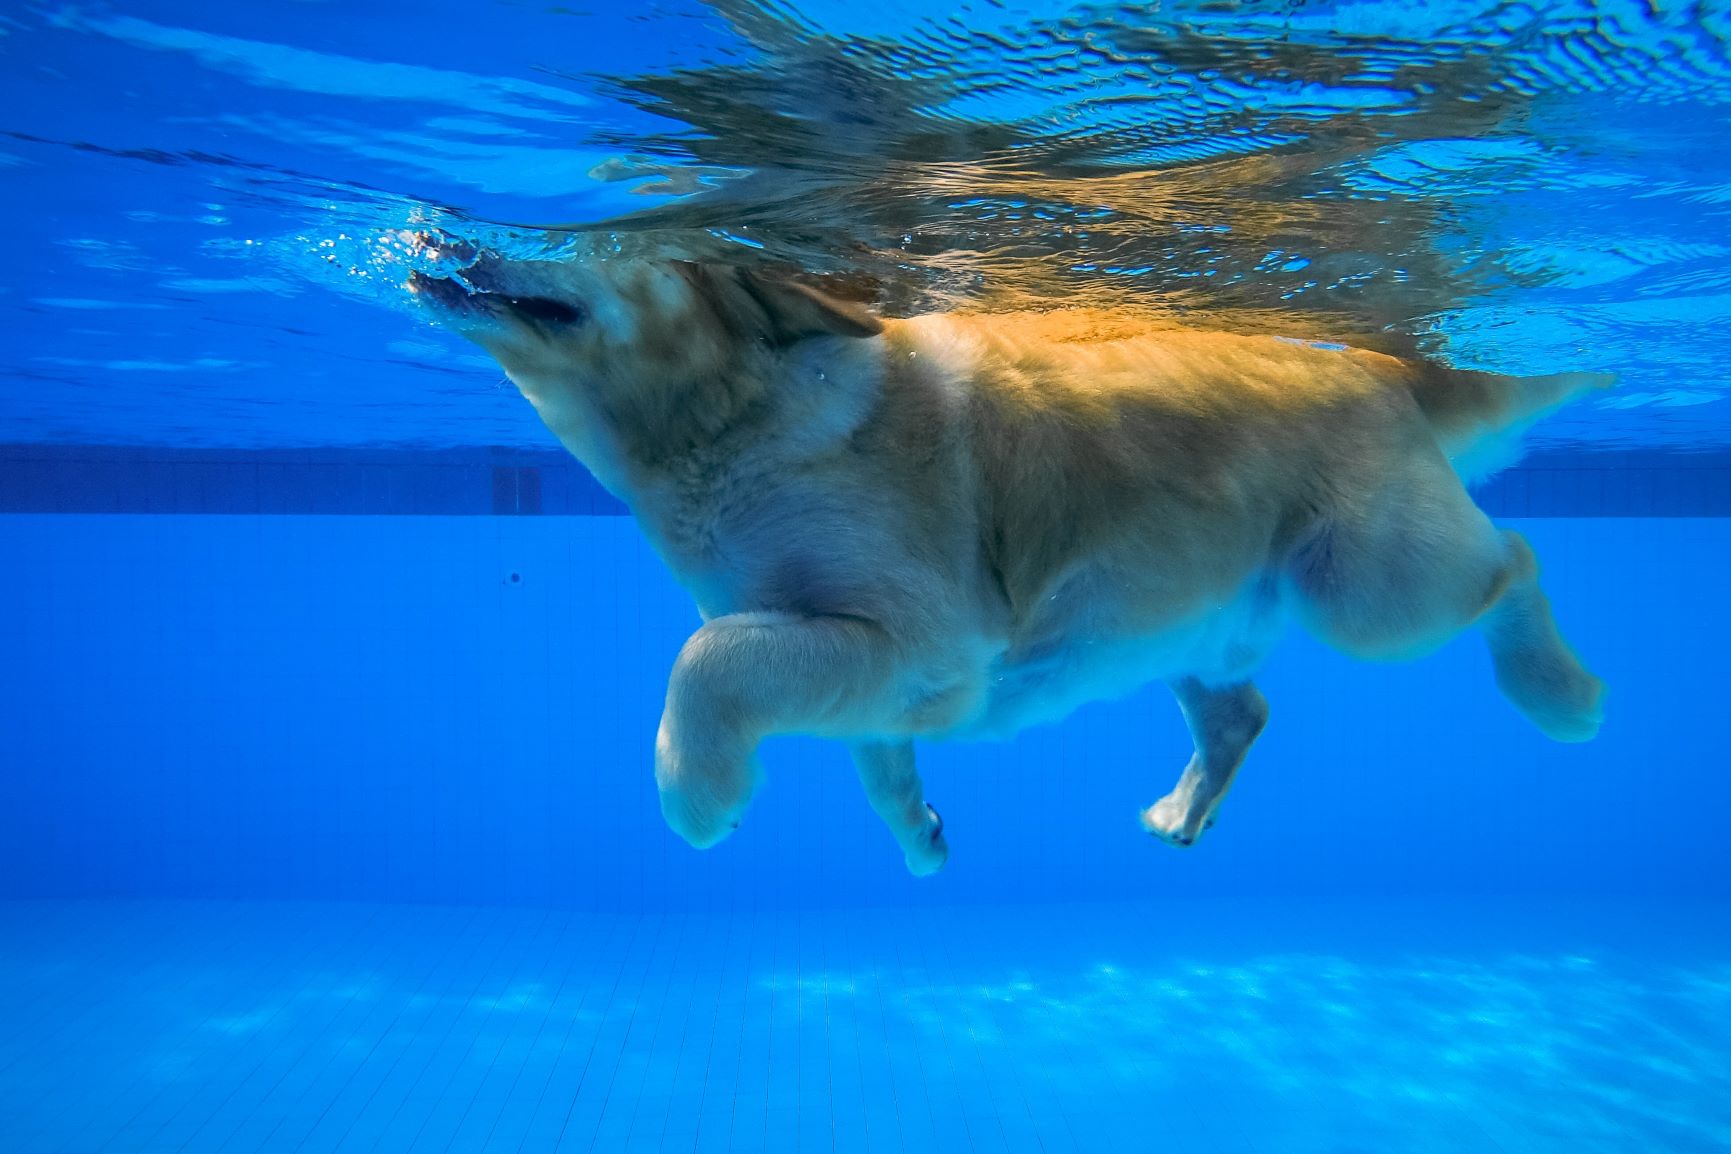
[{"left": 0, "top": 897, "right": 1726, "bottom": 1153}]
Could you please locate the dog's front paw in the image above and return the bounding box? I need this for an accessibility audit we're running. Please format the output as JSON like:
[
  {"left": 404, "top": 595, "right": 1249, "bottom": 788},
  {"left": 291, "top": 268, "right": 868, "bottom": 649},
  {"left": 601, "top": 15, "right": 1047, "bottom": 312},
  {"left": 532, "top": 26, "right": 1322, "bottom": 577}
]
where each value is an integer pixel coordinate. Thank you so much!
[
  {"left": 659, "top": 785, "right": 747, "bottom": 850},
  {"left": 655, "top": 727, "right": 758, "bottom": 850},
  {"left": 903, "top": 803, "right": 949, "bottom": 877}
]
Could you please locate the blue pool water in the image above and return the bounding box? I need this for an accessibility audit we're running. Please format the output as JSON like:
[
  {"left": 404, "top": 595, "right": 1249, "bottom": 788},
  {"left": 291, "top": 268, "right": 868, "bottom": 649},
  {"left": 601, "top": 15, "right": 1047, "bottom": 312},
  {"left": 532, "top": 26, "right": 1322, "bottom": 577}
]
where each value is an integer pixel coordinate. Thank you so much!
[{"left": 3, "top": 2, "right": 1731, "bottom": 1152}]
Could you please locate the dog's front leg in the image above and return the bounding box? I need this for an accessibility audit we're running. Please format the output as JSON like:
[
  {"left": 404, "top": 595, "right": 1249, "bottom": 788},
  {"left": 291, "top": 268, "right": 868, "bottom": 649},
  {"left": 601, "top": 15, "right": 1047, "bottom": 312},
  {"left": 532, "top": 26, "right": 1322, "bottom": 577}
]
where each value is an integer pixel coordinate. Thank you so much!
[{"left": 655, "top": 612, "right": 900, "bottom": 849}]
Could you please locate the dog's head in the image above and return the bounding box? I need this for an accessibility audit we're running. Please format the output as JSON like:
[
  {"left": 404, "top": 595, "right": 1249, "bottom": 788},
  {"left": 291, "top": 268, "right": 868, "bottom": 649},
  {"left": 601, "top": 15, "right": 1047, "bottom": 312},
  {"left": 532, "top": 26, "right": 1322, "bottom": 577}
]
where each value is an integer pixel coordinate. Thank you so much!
[{"left": 409, "top": 255, "right": 882, "bottom": 415}]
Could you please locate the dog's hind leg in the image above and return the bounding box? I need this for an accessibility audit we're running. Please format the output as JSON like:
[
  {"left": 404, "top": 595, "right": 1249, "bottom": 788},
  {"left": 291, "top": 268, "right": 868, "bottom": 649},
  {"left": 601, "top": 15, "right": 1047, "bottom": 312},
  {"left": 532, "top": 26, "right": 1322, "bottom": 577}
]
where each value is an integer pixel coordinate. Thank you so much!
[
  {"left": 1289, "top": 445, "right": 1603, "bottom": 740},
  {"left": 852, "top": 741, "right": 948, "bottom": 876},
  {"left": 1476, "top": 533, "right": 1604, "bottom": 742},
  {"left": 655, "top": 612, "right": 901, "bottom": 850},
  {"left": 1142, "top": 678, "right": 1269, "bottom": 848}
]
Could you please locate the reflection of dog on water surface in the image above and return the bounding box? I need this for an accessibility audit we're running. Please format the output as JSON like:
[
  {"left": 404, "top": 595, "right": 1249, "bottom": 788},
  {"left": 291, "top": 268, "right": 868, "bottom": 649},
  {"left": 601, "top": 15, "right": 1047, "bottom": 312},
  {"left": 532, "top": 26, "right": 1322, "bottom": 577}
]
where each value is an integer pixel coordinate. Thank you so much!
[{"left": 411, "top": 256, "right": 1607, "bottom": 876}]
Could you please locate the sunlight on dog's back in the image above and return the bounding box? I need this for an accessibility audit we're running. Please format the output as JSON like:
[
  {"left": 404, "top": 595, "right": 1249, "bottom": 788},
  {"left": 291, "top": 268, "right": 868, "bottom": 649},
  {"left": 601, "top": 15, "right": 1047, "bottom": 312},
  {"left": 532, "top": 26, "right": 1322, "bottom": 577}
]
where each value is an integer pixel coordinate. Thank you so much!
[{"left": 412, "top": 253, "right": 1606, "bottom": 871}]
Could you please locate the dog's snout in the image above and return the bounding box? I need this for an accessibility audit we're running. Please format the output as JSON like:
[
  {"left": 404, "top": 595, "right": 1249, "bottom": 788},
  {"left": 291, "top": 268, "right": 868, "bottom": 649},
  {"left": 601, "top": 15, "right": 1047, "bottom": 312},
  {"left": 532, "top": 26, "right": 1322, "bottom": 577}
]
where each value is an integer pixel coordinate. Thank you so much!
[{"left": 406, "top": 270, "right": 471, "bottom": 309}]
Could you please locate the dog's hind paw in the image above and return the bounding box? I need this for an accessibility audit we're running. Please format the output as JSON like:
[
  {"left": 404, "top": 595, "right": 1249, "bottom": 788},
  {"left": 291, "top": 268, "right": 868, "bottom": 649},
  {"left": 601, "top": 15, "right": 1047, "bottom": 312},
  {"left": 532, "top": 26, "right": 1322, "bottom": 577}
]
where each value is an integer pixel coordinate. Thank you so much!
[
  {"left": 903, "top": 803, "right": 949, "bottom": 877},
  {"left": 1140, "top": 792, "right": 1217, "bottom": 849}
]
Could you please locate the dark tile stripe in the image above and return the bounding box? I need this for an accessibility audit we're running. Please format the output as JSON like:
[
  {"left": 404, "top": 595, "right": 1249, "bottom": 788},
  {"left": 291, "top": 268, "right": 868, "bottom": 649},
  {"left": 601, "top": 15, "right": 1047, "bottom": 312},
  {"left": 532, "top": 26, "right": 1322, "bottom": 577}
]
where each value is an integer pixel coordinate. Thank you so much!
[
  {"left": 0, "top": 445, "right": 627, "bottom": 516},
  {"left": 1, "top": 444, "right": 1729, "bottom": 516}
]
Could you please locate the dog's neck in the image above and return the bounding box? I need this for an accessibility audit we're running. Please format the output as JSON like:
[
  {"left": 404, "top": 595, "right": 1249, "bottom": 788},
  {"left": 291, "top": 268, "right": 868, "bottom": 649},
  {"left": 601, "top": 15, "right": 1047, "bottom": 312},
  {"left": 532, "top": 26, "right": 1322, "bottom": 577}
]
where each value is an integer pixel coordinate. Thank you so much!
[
  {"left": 606, "top": 357, "right": 775, "bottom": 475},
  {"left": 575, "top": 333, "right": 886, "bottom": 602},
  {"left": 509, "top": 339, "right": 773, "bottom": 498}
]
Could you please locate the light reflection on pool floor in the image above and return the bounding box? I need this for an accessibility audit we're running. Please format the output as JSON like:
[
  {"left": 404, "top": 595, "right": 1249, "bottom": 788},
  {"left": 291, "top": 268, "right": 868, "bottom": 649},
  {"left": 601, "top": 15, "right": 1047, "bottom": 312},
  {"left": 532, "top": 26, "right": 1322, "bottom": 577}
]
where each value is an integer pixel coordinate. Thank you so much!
[{"left": 0, "top": 898, "right": 1725, "bottom": 1153}]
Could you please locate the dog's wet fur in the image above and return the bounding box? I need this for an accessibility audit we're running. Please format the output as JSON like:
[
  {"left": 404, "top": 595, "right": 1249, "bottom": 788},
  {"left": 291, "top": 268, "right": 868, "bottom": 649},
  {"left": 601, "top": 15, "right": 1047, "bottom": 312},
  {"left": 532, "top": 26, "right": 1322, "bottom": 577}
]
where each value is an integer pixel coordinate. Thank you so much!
[{"left": 412, "top": 256, "right": 1606, "bottom": 873}]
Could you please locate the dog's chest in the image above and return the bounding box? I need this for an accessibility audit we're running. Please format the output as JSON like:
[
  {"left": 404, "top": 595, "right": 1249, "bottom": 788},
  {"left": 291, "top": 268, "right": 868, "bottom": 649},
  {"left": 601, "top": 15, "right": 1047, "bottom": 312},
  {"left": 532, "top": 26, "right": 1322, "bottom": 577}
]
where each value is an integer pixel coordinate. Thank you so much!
[
  {"left": 636, "top": 447, "right": 845, "bottom": 617},
  {"left": 636, "top": 367, "right": 888, "bottom": 617}
]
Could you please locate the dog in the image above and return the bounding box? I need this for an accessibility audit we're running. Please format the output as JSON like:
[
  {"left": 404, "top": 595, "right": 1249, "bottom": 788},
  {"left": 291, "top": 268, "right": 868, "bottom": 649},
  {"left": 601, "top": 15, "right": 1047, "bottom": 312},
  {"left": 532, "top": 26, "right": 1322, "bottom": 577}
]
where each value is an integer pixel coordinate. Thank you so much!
[{"left": 410, "top": 255, "right": 1606, "bottom": 875}]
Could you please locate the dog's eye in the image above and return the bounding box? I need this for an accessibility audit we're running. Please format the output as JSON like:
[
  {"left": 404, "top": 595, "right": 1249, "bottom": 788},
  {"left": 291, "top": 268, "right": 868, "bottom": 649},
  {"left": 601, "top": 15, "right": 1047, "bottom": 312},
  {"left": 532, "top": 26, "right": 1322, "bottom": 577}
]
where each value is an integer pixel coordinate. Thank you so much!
[{"left": 507, "top": 295, "right": 586, "bottom": 326}]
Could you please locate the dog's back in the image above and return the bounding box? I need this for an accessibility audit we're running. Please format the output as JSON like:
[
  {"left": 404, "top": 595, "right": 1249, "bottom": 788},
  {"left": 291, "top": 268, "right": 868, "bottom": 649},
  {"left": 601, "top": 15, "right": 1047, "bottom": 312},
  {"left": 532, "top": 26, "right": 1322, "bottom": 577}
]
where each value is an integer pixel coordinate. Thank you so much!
[{"left": 890, "top": 317, "right": 1514, "bottom": 628}]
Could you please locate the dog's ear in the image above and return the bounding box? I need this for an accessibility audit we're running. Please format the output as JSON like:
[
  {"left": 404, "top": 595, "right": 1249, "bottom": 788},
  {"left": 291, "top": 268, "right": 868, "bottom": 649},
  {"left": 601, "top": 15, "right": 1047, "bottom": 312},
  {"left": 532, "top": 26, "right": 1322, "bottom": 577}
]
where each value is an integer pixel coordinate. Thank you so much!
[
  {"left": 676, "top": 262, "right": 883, "bottom": 344},
  {"left": 737, "top": 268, "right": 884, "bottom": 342}
]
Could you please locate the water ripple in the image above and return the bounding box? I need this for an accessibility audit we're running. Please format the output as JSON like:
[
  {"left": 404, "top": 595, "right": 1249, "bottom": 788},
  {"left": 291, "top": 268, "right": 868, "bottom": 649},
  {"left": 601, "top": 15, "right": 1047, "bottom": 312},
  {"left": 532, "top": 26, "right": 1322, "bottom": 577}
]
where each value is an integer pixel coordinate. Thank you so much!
[{"left": 1, "top": 0, "right": 1728, "bottom": 447}]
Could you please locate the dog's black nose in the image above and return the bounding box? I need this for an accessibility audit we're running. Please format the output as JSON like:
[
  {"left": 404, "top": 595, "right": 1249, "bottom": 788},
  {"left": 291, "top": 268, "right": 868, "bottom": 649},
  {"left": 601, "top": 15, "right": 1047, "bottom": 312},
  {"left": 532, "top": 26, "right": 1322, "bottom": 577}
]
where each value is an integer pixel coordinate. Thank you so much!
[
  {"left": 458, "top": 254, "right": 507, "bottom": 293},
  {"left": 406, "top": 231, "right": 477, "bottom": 264}
]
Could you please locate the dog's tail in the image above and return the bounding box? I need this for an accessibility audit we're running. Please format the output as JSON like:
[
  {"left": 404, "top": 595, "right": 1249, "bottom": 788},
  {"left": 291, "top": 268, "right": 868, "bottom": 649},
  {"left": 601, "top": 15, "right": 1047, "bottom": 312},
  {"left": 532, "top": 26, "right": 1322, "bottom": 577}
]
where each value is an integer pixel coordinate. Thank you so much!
[{"left": 1407, "top": 363, "right": 1613, "bottom": 481}]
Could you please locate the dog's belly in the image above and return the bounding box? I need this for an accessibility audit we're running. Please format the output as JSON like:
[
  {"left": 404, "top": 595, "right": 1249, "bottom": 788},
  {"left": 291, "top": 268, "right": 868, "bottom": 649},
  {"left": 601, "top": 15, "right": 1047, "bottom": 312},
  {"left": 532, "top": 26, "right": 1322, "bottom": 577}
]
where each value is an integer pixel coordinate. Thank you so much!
[{"left": 944, "top": 574, "right": 1285, "bottom": 740}]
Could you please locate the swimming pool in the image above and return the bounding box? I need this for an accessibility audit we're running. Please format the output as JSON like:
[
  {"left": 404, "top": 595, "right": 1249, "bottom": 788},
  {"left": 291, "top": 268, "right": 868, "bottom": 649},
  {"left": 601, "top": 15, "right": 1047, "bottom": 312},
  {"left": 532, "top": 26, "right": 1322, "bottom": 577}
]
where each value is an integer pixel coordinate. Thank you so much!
[{"left": 2, "top": 3, "right": 1729, "bottom": 1151}]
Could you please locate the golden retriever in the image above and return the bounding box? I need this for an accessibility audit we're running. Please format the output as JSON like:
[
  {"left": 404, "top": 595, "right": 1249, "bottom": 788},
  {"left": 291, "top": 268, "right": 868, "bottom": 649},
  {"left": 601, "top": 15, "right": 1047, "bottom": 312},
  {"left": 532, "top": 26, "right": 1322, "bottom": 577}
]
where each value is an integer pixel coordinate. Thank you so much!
[{"left": 411, "top": 256, "right": 1606, "bottom": 875}]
